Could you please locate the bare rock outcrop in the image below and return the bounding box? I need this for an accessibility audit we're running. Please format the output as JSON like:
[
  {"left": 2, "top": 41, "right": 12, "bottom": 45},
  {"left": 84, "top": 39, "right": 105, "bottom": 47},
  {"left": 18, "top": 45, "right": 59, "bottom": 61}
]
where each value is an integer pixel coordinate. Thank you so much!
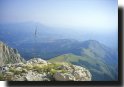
[
  {"left": 0, "top": 58, "right": 92, "bottom": 81},
  {"left": 0, "top": 41, "right": 25, "bottom": 66},
  {"left": 53, "top": 64, "right": 91, "bottom": 81}
]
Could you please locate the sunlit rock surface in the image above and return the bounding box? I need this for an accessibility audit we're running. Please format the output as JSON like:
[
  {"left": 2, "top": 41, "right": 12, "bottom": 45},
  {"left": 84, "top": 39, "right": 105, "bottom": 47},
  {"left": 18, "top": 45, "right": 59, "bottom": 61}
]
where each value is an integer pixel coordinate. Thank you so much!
[{"left": 0, "top": 58, "right": 92, "bottom": 81}]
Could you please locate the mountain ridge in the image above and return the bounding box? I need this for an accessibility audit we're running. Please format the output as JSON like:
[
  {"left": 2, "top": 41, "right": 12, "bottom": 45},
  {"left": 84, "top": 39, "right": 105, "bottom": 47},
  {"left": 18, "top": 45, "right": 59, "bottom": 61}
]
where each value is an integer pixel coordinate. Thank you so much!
[
  {"left": 49, "top": 53, "right": 117, "bottom": 81},
  {"left": 8, "top": 39, "right": 117, "bottom": 61},
  {"left": 0, "top": 22, "right": 117, "bottom": 48}
]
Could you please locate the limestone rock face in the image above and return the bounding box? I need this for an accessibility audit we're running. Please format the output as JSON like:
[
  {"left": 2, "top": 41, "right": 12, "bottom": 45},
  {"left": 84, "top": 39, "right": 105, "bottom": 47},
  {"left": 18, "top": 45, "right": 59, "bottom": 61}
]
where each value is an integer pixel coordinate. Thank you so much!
[{"left": 0, "top": 42, "right": 25, "bottom": 66}]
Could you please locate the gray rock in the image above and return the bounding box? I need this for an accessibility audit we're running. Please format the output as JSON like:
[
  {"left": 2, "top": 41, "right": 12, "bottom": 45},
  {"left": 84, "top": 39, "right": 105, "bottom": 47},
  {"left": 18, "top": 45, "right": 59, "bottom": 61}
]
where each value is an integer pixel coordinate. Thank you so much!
[
  {"left": 25, "top": 71, "right": 49, "bottom": 81},
  {"left": 13, "top": 76, "right": 27, "bottom": 81},
  {"left": 53, "top": 72, "right": 75, "bottom": 81},
  {"left": 53, "top": 64, "right": 92, "bottom": 81},
  {"left": 58, "top": 64, "right": 72, "bottom": 71},
  {"left": 0, "top": 66, "right": 9, "bottom": 73},
  {"left": 1, "top": 56, "right": 92, "bottom": 81},
  {"left": 0, "top": 41, "right": 25, "bottom": 67},
  {"left": 27, "top": 58, "right": 48, "bottom": 65}
]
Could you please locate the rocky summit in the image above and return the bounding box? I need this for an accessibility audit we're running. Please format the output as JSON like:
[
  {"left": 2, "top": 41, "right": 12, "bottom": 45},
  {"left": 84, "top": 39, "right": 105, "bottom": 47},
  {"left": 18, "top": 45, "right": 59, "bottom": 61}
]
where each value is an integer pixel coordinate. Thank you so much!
[
  {"left": 0, "top": 42, "right": 25, "bottom": 66},
  {"left": 0, "top": 58, "right": 92, "bottom": 81}
]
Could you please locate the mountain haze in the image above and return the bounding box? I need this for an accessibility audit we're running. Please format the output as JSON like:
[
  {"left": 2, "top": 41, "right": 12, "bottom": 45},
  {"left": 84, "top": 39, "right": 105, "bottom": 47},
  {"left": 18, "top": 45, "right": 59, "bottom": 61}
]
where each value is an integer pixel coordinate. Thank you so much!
[
  {"left": 0, "top": 22, "right": 117, "bottom": 48},
  {"left": 0, "top": 22, "right": 118, "bottom": 81}
]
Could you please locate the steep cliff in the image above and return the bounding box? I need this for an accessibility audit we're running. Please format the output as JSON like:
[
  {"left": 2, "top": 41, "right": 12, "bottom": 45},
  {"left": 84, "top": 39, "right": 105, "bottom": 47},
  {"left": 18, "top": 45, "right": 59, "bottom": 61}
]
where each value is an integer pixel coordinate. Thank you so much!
[{"left": 0, "top": 41, "right": 25, "bottom": 66}]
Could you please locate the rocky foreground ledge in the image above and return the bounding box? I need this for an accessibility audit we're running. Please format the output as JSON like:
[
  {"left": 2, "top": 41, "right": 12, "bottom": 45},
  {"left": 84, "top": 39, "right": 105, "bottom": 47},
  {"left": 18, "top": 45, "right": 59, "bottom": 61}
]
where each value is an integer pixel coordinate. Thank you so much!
[{"left": 0, "top": 58, "right": 92, "bottom": 81}]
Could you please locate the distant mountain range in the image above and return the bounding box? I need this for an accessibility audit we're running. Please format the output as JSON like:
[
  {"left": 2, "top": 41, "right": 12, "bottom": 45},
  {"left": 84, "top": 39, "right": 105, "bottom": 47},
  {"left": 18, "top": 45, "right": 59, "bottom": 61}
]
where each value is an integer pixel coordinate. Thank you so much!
[
  {"left": 0, "top": 22, "right": 118, "bottom": 81},
  {"left": 0, "top": 22, "right": 117, "bottom": 48}
]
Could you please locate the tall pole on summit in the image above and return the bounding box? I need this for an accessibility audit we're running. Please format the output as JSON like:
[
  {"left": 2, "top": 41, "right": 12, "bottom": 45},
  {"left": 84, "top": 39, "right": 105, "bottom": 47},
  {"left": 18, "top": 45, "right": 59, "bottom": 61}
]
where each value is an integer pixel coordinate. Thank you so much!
[
  {"left": 33, "top": 25, "right": 38, "bottom": 58},
  {"left": 35, "top": 25, "right": 37, "bottom": 38}
]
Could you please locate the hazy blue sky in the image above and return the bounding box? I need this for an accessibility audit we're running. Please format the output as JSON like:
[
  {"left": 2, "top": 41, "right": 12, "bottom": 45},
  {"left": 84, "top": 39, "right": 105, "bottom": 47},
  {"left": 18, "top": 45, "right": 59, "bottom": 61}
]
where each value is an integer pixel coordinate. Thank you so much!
[
  {"left": 0, "top": 0, "right": 118, "bottom": 48},
  {"left": 0, "top": 0, "right": 117, "bottom": 30}
]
